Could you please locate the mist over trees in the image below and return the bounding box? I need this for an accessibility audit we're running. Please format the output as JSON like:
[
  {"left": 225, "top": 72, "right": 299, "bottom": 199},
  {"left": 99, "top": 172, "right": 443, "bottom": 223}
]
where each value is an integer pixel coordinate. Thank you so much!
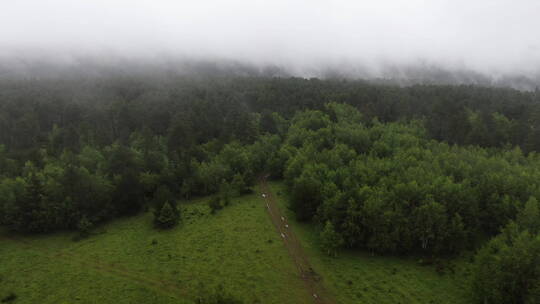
[{"left": 2, "top": 59, "right": 540, "bottom": 91}]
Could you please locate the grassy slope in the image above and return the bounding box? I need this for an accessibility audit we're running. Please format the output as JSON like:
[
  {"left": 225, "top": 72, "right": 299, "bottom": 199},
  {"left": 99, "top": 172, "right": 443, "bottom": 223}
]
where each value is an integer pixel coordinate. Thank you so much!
[
  {"left": 268, "top": 181, "right": 474, "bottom": 304},
  {"left": 0, "top": 192, "right": 310, "bottom": 304}
]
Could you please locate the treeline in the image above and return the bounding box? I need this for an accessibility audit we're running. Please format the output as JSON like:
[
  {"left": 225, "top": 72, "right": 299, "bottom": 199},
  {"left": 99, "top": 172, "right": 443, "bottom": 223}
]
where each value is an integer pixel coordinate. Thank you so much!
[
  {"left": 281, "top": 103, "right": 540, "bottom": 255},
  {"left": 0, "top": 75, "right": 539, "bottom": 239},
  {"left": 0, "top": 76, "right": 539, "bottom": 157},
  {"left": 0, "top": 131, "right": 283, "bottom": 232}
]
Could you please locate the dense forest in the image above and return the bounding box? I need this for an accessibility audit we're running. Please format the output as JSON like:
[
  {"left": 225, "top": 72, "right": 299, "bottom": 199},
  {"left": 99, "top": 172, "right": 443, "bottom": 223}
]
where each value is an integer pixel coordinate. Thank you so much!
[{"left": 1, "top": 75, "right": 540, "bottom": 303}]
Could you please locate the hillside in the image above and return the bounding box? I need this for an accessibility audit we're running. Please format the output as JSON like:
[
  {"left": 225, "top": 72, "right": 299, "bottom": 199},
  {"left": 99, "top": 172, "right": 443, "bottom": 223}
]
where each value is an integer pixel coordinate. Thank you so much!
[{"left": 0, "top": 192, "right": 309, "bottom": 304}]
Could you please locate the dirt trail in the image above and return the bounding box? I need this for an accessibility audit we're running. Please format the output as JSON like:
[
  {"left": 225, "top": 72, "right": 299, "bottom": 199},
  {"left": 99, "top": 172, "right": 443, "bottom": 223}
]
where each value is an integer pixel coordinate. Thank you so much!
[{"left": 259, "top": 178, "right": 334, "bottom": 304}]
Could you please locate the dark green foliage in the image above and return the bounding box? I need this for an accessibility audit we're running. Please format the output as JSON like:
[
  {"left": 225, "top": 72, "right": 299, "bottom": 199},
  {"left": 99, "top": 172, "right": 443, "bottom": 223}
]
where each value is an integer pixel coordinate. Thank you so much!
[
  {"left": 471, "top": 223, "right": 540, "bottom": 304},
  {"left": 208, "top": 196, "right": 224, "bottom": 214},
  {"left": 154, "top": 201, "right": 180, "bottom": 229},
  {"left": 283, "top": 103, "right": 540, "bottom": 255},
  {"left": 289, "top": 168, "right": 323, "bottom": 221},
  {"left": 517, "top": 197, "right": 540, "bottom": 234},
  {"left": 112, "top": 170, "right": 144, "bottom": 216},
  {"left": 77, "top": 215, "right": 93, "bottom": 237},
  {"left": 320, "top": 221, "right": 344, "bottom": 257},
  {"left": 230, "top": 174, "right": 250, "bottom": 196},
  {"left": 152, "top": 185, "right": 176, "bottom": 212},
  {"left": 471, "top": 196, "right": 540, "bottom": 303},
  {"left": 152, "top": 186, "right": 181, "bottom": 229}
]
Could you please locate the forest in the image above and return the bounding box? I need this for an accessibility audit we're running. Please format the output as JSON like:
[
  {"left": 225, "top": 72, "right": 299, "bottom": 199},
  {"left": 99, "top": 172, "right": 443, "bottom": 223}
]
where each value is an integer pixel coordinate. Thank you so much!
[{"left": 1, "top": 75, "right": 540, "bottom": 303}]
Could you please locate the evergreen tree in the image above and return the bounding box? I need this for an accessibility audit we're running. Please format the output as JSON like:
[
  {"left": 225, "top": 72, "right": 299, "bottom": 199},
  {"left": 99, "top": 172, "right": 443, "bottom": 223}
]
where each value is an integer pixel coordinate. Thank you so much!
[
  {"left": 155, "top": 201, "right": 179, "bottom": 229},
  {"left": 320, "top": 221, "right": 344, "bottom": 257}
]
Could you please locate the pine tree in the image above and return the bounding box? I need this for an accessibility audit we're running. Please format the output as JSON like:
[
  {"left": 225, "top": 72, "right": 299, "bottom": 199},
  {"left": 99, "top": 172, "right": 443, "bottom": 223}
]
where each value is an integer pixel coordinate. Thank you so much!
[{"left": 155, "top": 201, "right": 179, "bottom": 229}]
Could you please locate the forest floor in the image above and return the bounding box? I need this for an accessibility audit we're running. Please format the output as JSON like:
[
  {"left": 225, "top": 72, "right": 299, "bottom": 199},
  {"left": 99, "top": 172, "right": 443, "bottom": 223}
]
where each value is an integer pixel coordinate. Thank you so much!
[{"left": 259, "top": 177, "right": 334, "bottom": 304}]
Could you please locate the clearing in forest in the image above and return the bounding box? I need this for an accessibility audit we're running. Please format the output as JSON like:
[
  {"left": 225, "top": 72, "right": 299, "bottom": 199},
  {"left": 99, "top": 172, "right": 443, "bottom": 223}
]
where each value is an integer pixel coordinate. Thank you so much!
[{"left": 0, "top": 192, "right": 311, "bottom": 304}]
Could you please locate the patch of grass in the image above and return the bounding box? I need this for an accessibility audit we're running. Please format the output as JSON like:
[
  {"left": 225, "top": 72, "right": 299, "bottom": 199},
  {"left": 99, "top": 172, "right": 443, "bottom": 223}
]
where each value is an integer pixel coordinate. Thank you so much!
[
  {"left": 267, "top": 181, "right": 473, "bottom": 304},
  {"left": 0, "top": 192, "right": 310, "bottom": 304}
]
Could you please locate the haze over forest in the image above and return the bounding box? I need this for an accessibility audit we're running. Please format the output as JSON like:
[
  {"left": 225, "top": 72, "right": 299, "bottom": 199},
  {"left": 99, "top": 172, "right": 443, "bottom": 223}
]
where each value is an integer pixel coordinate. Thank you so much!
[
  {"left": 1, "top": 0, "right": 540, "bottom": 90},
  {"left": 3, "top": 2, "right": 540, "bottom": 304}
]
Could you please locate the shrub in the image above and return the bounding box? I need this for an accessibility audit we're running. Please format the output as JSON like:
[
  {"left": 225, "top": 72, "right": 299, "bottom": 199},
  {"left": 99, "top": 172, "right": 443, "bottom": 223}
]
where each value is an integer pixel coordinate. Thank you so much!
[
  {"left": 208, "top": 197, "right": 223, "bottom": 214},
  {"left": 77, "top": 215, "right": 93, "bottom": 238},
  {"left": 154, "top": 202, "right": 180, "bottom": 229}
]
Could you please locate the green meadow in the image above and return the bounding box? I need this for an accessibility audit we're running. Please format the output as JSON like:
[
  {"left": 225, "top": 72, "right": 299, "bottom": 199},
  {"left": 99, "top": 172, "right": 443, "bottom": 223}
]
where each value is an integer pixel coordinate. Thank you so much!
[{"left": 0, "top": 192, "right": 309, "bottom": 304}]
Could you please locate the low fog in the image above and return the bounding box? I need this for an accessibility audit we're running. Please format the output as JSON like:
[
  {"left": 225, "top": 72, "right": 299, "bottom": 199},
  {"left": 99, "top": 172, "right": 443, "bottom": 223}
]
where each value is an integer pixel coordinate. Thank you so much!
[{"left": 1, "top": 0, "right": 539, "bottom": 88}]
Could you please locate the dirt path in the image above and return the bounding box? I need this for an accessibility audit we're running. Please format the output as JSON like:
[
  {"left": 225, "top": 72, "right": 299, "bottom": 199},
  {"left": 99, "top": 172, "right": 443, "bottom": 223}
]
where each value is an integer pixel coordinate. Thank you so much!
[{"left": 259, "top": 178, "right": 334, "bottom": 304}]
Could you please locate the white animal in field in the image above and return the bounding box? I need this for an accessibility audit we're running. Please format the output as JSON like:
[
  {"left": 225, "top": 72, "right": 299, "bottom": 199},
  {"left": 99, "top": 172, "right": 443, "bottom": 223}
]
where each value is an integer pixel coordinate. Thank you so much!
[
  {"left": 281, "top": 216, "right": 285, "bottom": 221},
  {"left": 313, "top": 293, "right": 318, "bottom": 298},
  {"left": 281, "top": 233, "right": 286, "bottom": 238},
  {"left": 285, "top": 224, "right": 289, "bottom": 228},
  {"left": 262, "top": 193, "right": 266, "bottom": 198}
]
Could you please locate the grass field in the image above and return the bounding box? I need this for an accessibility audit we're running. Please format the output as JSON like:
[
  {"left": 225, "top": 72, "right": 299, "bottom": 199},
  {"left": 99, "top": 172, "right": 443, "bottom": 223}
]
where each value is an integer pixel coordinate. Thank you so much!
[
  {"left": 267, "top": 181, "right": 474, "bottom": 304},
  {"left": 0, "top": 192, "right": 311, "bottom": 304},
  {"left": 1, "top": 182, "right": 475, "bottom": 304}
]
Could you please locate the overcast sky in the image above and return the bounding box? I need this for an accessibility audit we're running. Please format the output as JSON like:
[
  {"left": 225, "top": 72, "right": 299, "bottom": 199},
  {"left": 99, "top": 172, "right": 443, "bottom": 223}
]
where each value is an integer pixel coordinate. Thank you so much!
[{"left": 1, "top": 0, "right": 539, "bottom": 76}]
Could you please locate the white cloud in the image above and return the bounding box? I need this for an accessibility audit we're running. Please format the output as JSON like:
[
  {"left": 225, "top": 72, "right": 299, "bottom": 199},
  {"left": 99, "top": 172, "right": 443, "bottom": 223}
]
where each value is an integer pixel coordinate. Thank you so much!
[{"left": 1, "top": 0, "right": 539, "bottom": 75}]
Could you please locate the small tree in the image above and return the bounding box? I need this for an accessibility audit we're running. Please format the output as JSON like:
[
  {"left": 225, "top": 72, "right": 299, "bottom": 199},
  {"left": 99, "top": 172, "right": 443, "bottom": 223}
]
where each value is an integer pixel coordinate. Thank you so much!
[
  {"left": 77, "top": 215, "right": 93, "bottom": 238},
  {"left": 320, "top": 221, "right": 344, "bottom": 257},
  {"left": 155, "top": 201, "right": 179, "bottom": 229}
]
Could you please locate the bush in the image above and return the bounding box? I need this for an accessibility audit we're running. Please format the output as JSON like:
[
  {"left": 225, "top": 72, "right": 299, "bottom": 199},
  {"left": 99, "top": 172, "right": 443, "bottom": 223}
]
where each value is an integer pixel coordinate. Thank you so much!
[
  {"left": 154, "top": 201, "right": 180, "bottom": 229},
  {"left": 208, "top": 197, "right": 223, "bottom": 214},
  {"left": 77, "top": 215, "right": 93, "bottom": 238}
]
